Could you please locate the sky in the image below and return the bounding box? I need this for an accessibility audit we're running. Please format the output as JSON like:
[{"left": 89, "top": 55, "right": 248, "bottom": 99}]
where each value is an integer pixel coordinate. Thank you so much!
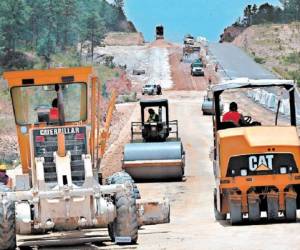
[{"left": 124, "top": 0, "right": 280, "bottom": 42}]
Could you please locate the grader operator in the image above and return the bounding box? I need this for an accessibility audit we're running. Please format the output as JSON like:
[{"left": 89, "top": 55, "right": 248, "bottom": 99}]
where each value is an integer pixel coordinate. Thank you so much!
[
  {"left": 212, "top": 79, "right": 300, "bottom": 225},
  {"left": 0, "top": 67, "right": 170, "bottom": 249}
]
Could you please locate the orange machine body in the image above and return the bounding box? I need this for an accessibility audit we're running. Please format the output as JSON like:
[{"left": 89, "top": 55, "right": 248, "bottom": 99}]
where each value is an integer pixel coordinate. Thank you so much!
[
  {"left": 211, "top": 79, "right": 300, "bottom": 223},
  {"left": 3, "top": 67, "right": 115, "bottom": 175},
  {"left": 217, "top": 126, "right": 300, "bottom": 213}
]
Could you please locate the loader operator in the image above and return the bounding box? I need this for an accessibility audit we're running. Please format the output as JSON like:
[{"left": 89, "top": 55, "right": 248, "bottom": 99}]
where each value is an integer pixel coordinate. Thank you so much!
[
  {"left": 222, "top": 102, "right": 243, "bottom": 126},
  {"left": 147, "top": 108, "right": 159, "bottom": 123}
]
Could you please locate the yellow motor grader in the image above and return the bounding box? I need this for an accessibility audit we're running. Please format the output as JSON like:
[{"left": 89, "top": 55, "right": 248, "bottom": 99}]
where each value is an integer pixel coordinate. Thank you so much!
[{"left": 0, "top": 67, "right": 169, "bottom": 249}]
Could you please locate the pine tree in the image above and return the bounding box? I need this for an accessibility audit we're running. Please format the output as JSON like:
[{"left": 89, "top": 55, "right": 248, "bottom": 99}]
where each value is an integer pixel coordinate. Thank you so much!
[
  {"left": 0, "top": 0, "right": 29, "bottom": 51},
  {"left": 85, "top": 12, "right": 106, "bottom": 62}
]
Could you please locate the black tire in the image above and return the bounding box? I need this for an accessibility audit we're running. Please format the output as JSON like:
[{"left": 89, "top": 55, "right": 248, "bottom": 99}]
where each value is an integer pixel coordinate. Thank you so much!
[
  {"left": 248, "top": 199, "right": 260, "bottom": 223},
  {"left": 106, "top": 172, "right": 140, "bottom": 199},
  {"left": 107, "top": 172, "right": 138, "bottom": 244},
  {"left": 214, "top": 189, "right": 226, "bottom": 221},
  {"left": 267, "top": 194, "right": 279, "bottom": 221},
  {"left": 0, "top": 184, "right": 16, "bottom": 250},
  {"left": 285, "top": 197, "right": 297, "bottom": 222},
  {"left": 229, "top": 200, "right": 242, "bottom": 225}
]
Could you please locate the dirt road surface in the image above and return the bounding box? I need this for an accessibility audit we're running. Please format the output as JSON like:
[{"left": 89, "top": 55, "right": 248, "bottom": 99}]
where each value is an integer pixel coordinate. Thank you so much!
[{"left": 18, "top": 41, "right": 300, "bottom": 250}]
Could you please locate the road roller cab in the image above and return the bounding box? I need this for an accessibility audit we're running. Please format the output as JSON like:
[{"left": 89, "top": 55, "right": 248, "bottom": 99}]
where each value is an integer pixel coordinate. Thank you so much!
[
  {"left": 139, "top": 99, "right": 172, "bottom": 142},
  {"left": 123, "top": 99, "right": 185, "bottom": 181},
  {"left": 212, "top": 79, "right": 300, "bottom": 224}
]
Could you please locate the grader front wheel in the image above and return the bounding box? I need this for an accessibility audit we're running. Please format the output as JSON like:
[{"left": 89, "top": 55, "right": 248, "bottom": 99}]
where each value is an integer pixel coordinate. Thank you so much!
[
  {"left": 0, "top": 184, "right": 16, "bottom": 250},
  {"left": 107, "top": 172, "right": 139, "bottom": 244}
]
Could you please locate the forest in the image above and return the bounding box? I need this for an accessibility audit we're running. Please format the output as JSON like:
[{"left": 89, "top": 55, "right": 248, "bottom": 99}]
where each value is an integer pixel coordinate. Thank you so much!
[
  {"left": 0, "top": 0, "right": 134, "bottom": 71},
  {"left": 240, "top": 0, "right": 300, "bottom": 26}
]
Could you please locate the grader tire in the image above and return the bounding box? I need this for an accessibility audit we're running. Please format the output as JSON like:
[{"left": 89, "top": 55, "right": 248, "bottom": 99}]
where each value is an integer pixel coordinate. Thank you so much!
[
  {"left": 285, "top": 197, "right": 297, "bottom": 222},
  {"left": 107, "top": 171, "right": 140, "bottom": 199},
  {"left": 229, "top": 200, "right": 242, "bottom": 225},
  {"left": 213, "top": 189, "right": 226, "bottom": 221},
  {"left": 0, "top": 184, "right": 16, "bottom": 250},
  {"left": 108, "top": 172, "right": 138, "bottom": 244}
]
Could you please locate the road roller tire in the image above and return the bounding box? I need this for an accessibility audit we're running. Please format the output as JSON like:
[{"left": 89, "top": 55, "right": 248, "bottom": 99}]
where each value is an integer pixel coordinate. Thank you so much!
[
  {"left": 229, "top": 200, "right": 242, "bottom": 225},
  {"left": 108, "top": 183, "right": 138, "bottom": 244},
  {"left": 0, "top": 184, "right": 16, "bottom": 250},
  {"left": 214, "top": 189, "right": 226, "bottom": 220},
  {"left": 107, "top": 172, "right": 140, "bottom": 199},
  {"left": 248, "top": 196, "right": 260, "bottom": 223},
  {"left": 285, "top": 196, "right": 297, "bottom": 222},
  {"left": 267, "top": 194, "right": 279, "bottom": 221}
]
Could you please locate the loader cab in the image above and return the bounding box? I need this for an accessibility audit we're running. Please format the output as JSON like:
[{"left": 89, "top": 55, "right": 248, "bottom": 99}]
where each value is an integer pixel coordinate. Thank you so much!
[{"left": 212, "top": 79, "right": 297, "bottom": 131}]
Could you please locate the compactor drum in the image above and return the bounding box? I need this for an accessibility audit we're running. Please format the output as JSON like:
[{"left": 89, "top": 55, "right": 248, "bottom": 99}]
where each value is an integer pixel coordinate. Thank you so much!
[
  {"left": 0, "top": 67, "right": 170, "bottom": 249},
  {"left": 123, "top": 99, "right": 185, "bottom": 181},
  {"left": 212, "top": 79, "right": 300, "bottom": 225}
]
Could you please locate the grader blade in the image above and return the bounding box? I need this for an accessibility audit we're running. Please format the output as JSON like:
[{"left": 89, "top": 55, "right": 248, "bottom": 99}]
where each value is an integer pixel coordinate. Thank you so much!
[{"left": 137, "top": 199, "right": 170, "bottom": 226}]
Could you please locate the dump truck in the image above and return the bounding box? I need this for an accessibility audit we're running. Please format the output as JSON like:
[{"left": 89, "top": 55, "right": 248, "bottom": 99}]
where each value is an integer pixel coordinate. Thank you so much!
[
  {"left": 0, "top": 67, "right": 170, "bottom": 249},
  {"left": 156, "top": 25, "right": 164, "bottom": 40},
  {"left": 212, "top": 78, "right": 300, "bottom": 225},
  {"left": 123, "top": 99, "right": 185, "bottom": 181},
  {"left": 184, "top": 34, "right": 194, "bottom": 45}
]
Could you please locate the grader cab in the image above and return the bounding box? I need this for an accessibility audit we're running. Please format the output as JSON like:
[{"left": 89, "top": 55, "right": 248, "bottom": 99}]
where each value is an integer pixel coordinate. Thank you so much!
[
  {"left": 212, "top": 79, "right": 300, "bottom": 225},
  {"left": 0, "top": 67, "right": 169, "bottom": 249}
]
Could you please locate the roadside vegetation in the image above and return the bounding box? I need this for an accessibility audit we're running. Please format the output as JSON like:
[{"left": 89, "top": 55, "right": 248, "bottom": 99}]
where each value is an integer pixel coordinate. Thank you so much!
[
  {"left": 221, "top": 1, "right": 300, "bottom": 43},
  {"left": 0, "top": 0, "right": 134, "bottom": 72},
  {"left": 254, "top": 56, "right": 266, "bottom": 64},
  {"left": 221, "top": 1, "right": 300, "bottom": 85}
]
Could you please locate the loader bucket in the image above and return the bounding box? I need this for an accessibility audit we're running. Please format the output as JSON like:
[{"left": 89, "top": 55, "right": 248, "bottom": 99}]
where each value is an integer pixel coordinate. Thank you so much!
[{"left": 123, "top": 141, "right": 184, "bottom": 181}]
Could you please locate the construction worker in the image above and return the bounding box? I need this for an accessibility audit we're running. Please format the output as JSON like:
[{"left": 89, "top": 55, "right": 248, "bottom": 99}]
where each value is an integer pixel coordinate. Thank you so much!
[
  {"left": 147, "top": 108, "right": 159, "bottom": 122},
  {"left": 215, "top": 63, "right": 219, "bottom": 72},
  {"left": 157, "top": 84, "right": 162, "bottom": 95},
  {"left": 0, "top": 164, "right": 9, "bottom": 186},
  {"left": 222, "top": 102, "right": 243, "bottom": 126}
]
